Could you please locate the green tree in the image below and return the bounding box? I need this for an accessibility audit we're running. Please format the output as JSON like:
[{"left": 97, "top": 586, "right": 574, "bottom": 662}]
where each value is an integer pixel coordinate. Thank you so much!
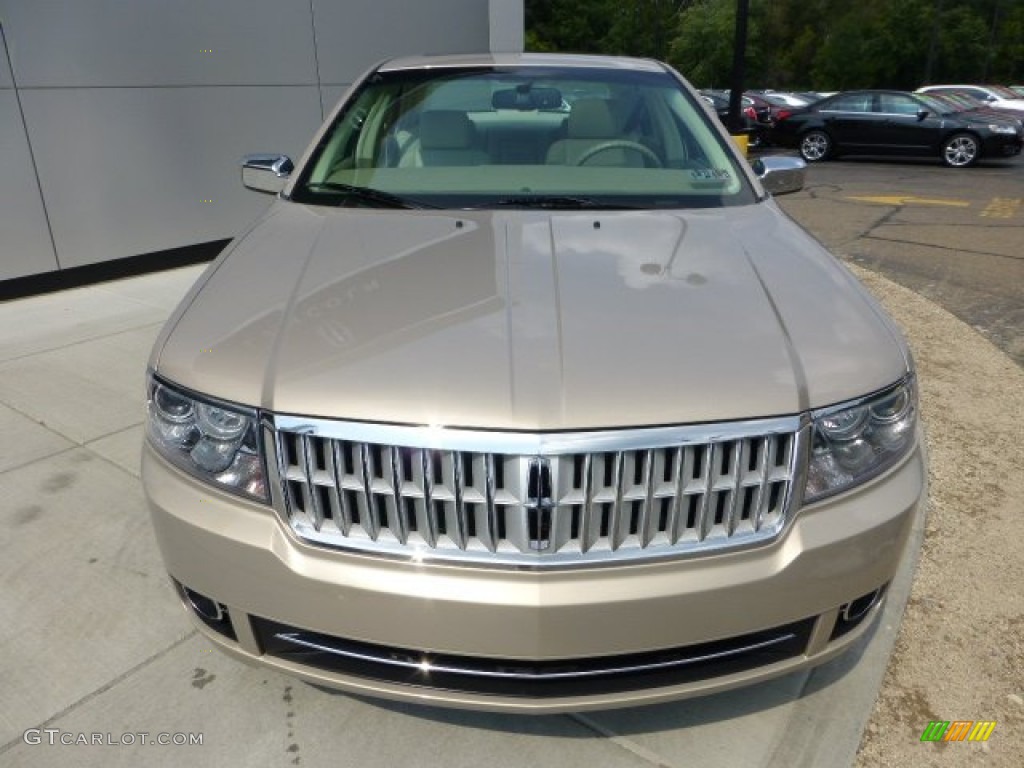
[
  {"left": 527, "top": 0, "right": 1024, "bottom": 88},
  {"left": 936, "top": 2, "right": 998, "bottom": 82},
  {"left": 604, "top": 1, "right": 693, "bottom": 60},
  {"left": 526, "top": 0, "right": 619, "bottom": 52},
  {"left": 527, "top": 0, "right": 692, "bottom": 58},
  {"left": 668, "top": 0, "right": 754, "bottom": 86},
  {"left": 809, "top": 0, "right": 931, "bottom": 89},
  {"left": 994, "top": 2, "right": 1024, "bottom": 81}
]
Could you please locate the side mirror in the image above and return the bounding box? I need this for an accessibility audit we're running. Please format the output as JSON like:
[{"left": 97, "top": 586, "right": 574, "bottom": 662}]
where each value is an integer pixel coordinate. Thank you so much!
[
  {"left": 241, "top": 154, "right": 293, "bottom": 195},
  {"left": 752, "top": 155, "right": 806, "bottom": 196},
  {"left": 916, "top": 109, "right": 930, "bottom": 121}
]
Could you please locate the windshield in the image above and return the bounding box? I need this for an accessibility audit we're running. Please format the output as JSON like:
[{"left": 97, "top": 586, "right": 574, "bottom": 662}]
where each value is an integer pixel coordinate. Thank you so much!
[
  {"left": 290, "top": 65, "right": 756, "bottom": 210},
  {"left": 917, "top": 94, "right": 953, "bottom": 114},
  {"left": 990, "top": 85, "right": 1021, "bottom": 99},
  {"left": 936, "top": 93, "right": 977, "bottom": 109}
]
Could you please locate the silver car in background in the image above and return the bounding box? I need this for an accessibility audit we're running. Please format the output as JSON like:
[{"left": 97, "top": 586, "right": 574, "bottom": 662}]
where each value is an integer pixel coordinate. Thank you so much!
[{"left": 143, "top": 53, "right": 925, "bottom": 712}]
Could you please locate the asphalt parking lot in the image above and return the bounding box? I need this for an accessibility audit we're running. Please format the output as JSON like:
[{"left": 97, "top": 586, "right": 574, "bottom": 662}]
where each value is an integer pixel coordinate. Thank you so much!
[
  {"left": 775, "top": 152, "right": 1024, "bottom": 767},
  {"left": 775, "top": 153, "right": 1024, "bottom": 366},
  {"left": 1, "top": 152, "right": 1021, "bottom": 768}
]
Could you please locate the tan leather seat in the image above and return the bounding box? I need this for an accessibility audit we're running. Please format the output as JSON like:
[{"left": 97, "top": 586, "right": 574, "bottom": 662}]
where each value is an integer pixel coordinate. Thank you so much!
[
  {"left": 545, "top": 99, "right": 643, "bottom": 167},
  {"left": 399, "top": 111, "right": 489, "bottom": 167}
]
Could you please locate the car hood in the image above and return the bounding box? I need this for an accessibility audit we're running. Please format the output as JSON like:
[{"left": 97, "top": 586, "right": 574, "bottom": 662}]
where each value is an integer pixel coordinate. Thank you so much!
[{"left": 153, "top": 201, "right": 908, "bottom": 430}]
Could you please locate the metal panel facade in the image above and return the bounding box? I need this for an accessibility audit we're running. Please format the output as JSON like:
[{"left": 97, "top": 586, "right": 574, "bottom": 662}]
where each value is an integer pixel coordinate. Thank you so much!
[
  {"left": 0, "top": 23, "right": 12, "bottom": 88},
  {"left": 0, "top": 0, "right": 521, "bottom": 283},
  {"left": 0, "top": 27, "right": 59, "bottom": 280},
  {"left": 319, "top": 84, "right": 353, "bottom": 118},
  {"left": 0, "top": 1, "right": 318, "bottom": 87},
  {"left": 20, "top": 85, "right": 323, "bottom": 268},
  {"left": 311, "top": 0, "right": 490, "bottom": 87}
]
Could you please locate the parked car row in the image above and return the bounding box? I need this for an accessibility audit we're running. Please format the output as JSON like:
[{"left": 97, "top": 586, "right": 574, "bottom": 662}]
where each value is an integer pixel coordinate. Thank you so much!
[
  {"left": 699, "top": 89, "right": 827, "bottom": 147},
  {"left": 769, "top": 88, "right": 1023, "bottom": 167},
  {"left": 916, "top": 84, "right": 1024, "bottom": 113},
  {"left": 700, "top": 83, "right": 1024, "bottom": 167}
]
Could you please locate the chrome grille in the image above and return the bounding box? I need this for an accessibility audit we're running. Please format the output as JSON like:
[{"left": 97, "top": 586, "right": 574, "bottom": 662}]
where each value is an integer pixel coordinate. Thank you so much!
[{"left": 268, "top": 417, "right": 803, "bottom": 567}]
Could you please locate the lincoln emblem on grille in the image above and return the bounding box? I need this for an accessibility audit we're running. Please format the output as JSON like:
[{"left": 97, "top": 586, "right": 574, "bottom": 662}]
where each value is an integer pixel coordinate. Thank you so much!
[{"left": 524, "top": 457, "right": 555, "bottom": 551}]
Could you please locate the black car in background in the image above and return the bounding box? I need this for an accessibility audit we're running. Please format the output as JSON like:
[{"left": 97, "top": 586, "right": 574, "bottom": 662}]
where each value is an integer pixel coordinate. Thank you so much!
[
  {"left": 700, "top": 90, "right": 750, "bottom": 126},
  {"left": 771, "top": 90, "right": 1023, "bottom": 167},
  {"left": 699, "top": 90, "right": 765, "bottom": 146},
  {"left": 750, "top": 90, "right": 817, "bottom": 109},
  {"left": 700, "top": 90, "right": 772, "bottom": 146}
]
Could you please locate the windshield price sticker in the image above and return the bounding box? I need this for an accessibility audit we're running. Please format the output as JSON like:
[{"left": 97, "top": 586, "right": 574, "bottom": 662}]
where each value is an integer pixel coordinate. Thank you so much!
[{"left": 690, "top": 168, "right": 731, "bottom": 182}]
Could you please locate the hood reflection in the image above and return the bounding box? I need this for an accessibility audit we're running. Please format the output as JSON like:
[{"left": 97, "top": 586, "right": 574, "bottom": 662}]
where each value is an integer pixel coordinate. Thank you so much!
[{"left": 283, "top": 215, "right": 502, "bottom": 377}]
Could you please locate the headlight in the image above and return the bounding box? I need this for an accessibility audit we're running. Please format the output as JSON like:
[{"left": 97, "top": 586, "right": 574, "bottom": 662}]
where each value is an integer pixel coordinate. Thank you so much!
[
  {"left": 805, "top": 377, "right": 917, "bottom": 502},
  {"left": 146, "top": 375, "right": 267, "bottom": 501},
  {"left": 988, "top": 123, "right": 1017, "bottom": 135}
]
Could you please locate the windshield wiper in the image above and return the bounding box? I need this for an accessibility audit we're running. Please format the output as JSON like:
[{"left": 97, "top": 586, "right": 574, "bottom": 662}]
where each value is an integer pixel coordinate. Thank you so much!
[
  {"left": 304, "top": 182, "right": 436, "bottom": 209},
  {"left": 486, "top": 195, "right": 639, "bottom": 210}
]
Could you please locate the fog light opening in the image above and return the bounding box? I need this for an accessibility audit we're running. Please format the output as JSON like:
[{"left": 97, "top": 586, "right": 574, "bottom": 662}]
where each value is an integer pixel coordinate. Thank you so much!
[
  {"left": 184, "top": 587, "right": 225, "bottom": 622},
  {"left": 831, "top": 585, "right": 887, "bottom": 641},
  {"left": 177, "top": 582, "right": 237, "bottom": 641},
  {"left": 841, "top": 591, "right": 879, "bottom": 623}
]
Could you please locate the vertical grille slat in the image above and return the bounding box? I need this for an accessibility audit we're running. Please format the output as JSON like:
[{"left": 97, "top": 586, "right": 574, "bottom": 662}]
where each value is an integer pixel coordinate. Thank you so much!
[
  {"left": 756, "top": 436, "right": 778, "bottom": 531},
  {"left": 724, "top": 440, "right": 747, "bottom": 536},
  {"left": 695, "top": 444, "right": 714, "bottom": 541},
  {"left": 667, "top": 446, "right": 686, "bottom": 543},
  {"left": 546, "top": 454, "right": 563, "bottom": 553},
  {"left": 609, "top": 451, "right": 625, "bottom": 550},
  {"left": 275, "top": 431, "right": 297, "bottom": 519},
  {"left": 388, "top": 446, "right": 408, "bottom": 544},
  {"left": 753, "top": 436, "right": 771, "bottom": 532},
  {"left": 482, "top": 453, "right": 498, "bottom": 552},
  {"left": 328, "top": 440, "right": 351, "bottom": 535},
  {"left": 579, "top": 453, "right": 595, "bottom": 553},
  {"left": 451, "top": 452, "right": 468, "bottom": 550},
  {"left": 300, "top": 435, "right": 324, "bottom": 531},
  {"left": 357, "top": 443, "right": 379, "bottom": 540},
  {"left": 418, "top": 449, "right": 438, "bottom": 547},
  {"left": 640, "top": 449, "right": 656, "bottom": 546},
  {"left": 270, "top": 424, "right": 800, "bottom": 565}
]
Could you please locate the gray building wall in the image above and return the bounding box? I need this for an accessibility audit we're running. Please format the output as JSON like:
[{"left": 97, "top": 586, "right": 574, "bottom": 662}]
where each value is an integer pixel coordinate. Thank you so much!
[{"left": 0, "top": 0, "right": 523, "bottom": 281}]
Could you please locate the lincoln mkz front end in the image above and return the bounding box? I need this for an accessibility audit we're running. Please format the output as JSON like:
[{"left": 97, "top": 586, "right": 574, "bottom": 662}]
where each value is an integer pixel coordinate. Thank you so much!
[{"left": 142, "top": 53, "right": 926, "bottom": 712}]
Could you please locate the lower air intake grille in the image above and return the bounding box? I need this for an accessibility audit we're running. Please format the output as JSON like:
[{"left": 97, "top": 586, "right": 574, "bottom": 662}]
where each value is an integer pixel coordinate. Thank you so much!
[{"left": 253, "top": 616, "right": 815, "bottom": 698}]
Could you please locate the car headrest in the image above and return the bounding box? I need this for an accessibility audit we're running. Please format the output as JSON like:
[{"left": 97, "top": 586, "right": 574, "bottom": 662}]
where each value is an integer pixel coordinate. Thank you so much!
[
  {"left": 419, "top": 111, "right": 474, "bottom": 150},
  {"left": 567, "top": 99, "right": 616, "bottom": 139}
]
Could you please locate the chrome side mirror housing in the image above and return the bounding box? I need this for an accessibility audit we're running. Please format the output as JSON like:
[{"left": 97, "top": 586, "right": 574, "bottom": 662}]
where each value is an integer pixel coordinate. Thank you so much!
[
  {"left": 241, "top": 154, "right": 294, "bottom": 195},
  {"left": 752, "top": 155, "right": 807, "bottom": 196}
]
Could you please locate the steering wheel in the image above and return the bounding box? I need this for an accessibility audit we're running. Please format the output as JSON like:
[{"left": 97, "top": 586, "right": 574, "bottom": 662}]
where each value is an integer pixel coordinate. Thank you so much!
[{"left": 575, "top": 140, "right": 663, "bottom": 168}]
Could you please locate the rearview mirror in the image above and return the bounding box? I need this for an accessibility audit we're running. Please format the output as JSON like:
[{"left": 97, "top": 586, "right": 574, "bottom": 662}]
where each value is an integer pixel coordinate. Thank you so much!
[{"left": 492, "top": 87, "right": 564, "bottom": 111}]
